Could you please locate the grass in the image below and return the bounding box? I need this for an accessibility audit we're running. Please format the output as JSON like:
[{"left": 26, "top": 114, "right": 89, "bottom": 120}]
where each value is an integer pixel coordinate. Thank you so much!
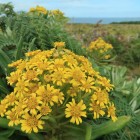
[{"left": 66, "top": 23, "right": 140, "bottom": 45}]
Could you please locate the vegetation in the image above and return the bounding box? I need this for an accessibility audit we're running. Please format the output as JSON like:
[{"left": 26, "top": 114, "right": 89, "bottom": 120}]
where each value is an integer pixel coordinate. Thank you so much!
[
  {"left": 66, "top": 23, "right": 140, "bottom": 76},
  {"left": 111, "top": 21, "right": 140, "bottom": 24},
  {"left": 0, "top": 2, "right": 139, "bottom": 140}
]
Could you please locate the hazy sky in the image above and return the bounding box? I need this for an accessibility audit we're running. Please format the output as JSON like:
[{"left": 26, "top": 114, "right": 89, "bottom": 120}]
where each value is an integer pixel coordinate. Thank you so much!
[{"left": 0, "top": 0, "right": 140, "bottom": 17}]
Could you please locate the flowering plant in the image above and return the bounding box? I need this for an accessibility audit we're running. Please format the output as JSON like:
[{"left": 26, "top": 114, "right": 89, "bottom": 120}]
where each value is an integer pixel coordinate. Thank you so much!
[
  {"left": 29, "top": 5, "right": 65, "bottom": 18},
  {"left": 29, "top": 6, "right": 48, "bottom": 15},
  {"left": 0, "top": 43, "right": 117, "bottom": 138},
  {"left": 86, "top": 37, "right": 113, "bottom": 61}
]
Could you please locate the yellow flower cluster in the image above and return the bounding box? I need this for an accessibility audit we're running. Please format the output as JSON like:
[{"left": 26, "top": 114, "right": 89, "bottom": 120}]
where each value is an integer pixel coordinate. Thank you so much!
[
  {"left": 0, "top": 43, "right": 117, "bottom": 133},
  {"left": 29, "top": 6, "right": 64, "bottom": 17},
  {"left": 88, "top": 37, "right": 113, "bottom": 60},
  {"left": 29, "top": 6, "right": 48, "bottom": 15},
  {"left": 50, "top": 9, "right": 64, "bottom": 16}
]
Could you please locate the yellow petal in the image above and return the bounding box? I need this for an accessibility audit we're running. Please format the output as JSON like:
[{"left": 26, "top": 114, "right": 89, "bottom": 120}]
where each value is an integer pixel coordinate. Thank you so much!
[
  {"left": 70, "top": 117, "right": 75, "bottom": 123},
  {"left": 33, "top": 127, "right": 38, "bottom": 133}
]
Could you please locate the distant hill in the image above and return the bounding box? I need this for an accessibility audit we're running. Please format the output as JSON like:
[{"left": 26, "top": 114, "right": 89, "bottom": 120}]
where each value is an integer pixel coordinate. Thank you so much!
[{"left": 111, "top": 21, "right": 140, "bottom": 24}]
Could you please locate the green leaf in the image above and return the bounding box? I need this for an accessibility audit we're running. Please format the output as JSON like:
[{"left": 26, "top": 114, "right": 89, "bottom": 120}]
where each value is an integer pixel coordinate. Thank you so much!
[
  {"left": 0, "top": 129, "right": 15, "bottom": 138},
  {"left": 91, "top": 116, "right": 131, "bottom": 139},
  {"left": 62, "top": 124, "right": 85, "bottom": 140},
  {"left": 0, "top": 49, "right": 11, "bottom": 74},
  {"left": 28, "top": 38, "right": 36, "bottom": 52},
  {"left": 0, "top": 77, "right": 10, "bottom": 94},
  {"left": 0, "top": 136, "right": 9, "bottom": 140},
  {"left": 15, "top": 36, "right": 23, "bottom": 60},
  {"left": 27, "top": 133, "right": 45, "bottom": 140},
  {"left": 0, "top": 85, "right": 9, "bottom": 94}
]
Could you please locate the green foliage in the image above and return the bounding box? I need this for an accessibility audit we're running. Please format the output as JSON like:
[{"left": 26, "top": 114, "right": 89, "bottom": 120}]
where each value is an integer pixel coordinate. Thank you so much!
[
  {"left": 101, "top": 65, "right": 140, "bottom": 140},
  {"left": 0, "top": 2, "right": 16, "bottom": 17},
  {"left": 0, "top": 7, "right": 84, "bottom": 54},
  {"left": 111, "top": 21, "right": 140, "bottom": 24}
]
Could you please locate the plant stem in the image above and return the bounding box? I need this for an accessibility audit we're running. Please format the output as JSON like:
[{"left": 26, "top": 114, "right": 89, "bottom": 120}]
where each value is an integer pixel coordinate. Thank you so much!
[{"left": 85, "top": 123, "right": 92, "bottom": 140}]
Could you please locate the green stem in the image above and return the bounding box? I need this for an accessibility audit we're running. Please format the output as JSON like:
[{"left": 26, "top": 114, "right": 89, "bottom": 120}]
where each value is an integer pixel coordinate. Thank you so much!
[
  {"left": 54, "top": 113, "right": 65, "bottom": 119},
  {"left": 62, "top": 95, "right": 70, "bottom": 107},
  {"left": 85, "top": 122, "right": 92, "bottom": 140}
]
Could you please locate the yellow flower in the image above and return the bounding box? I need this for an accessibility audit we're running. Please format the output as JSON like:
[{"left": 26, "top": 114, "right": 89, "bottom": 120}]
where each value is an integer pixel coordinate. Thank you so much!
[
  {"left": 23, "top": 69, "right": 39, "bottom": 81},
  {"left": 53, "top": 59, "right": 65, "bottom": 69},
  {"left": 25, "top": 50, "right": 41, "bottom": 57},
  {"left": 68, "top": 67, "right": 86, "bottom": 86},
  {"left": 51, "top": 68, "right": 67, "bottom": 86},
  {"left": 55, "top": 89, "right": 64, "bottom": 104},
  {"left": 65, "top": 99, "right": 87, "bottom": 125},
  {"left": 98, "top": 76, "right": 114, "bottom": 92},
  {"left": 107, "top": 103, "right": 117, "bottom": 122},
  {"left": 104, "top": 54, "right": 111, "bottom": 59},
  {"left": 54, "top": 42, "right": 65, "bottom": 49},
  {"left": 21, "top": 113, "right": 44, "bottom": 133},
  {"left": 29, "top": 8, "right": 35, "bottom": 12},
  {"left": 62, "top": 55, "right": 78, "bottom": 67},
  {"left": 80, "top": 77, "right": 95, "bottom": 93},
  {"left": 5, "top": 92, "right": 17, "bottom": 106},
  {"left": 89, "top": 101, "right": 105, "bottom": 119},
  {"left": 6, "top": 109, "right": 20, "bottom": 126},
  {"left": 8, "top": 59, "right": 23, "bottom": 68},
  {"left": 29, "top": 6, "right": 48, "bottom": 15},
  {"left": 51, "top": 9, "right": 64, "bottom": 16},
  {"left": 91, "top": 88, "right": 109, "bottom": 106},
  {"left": 17, "top": 60, "right": 26, "bottom": 71},
  {"left": 14, "top": 101, "right": 26, "bottom": 117},
  {"left": 38, "top": 104, "right": 52, "bottom": 116},
  {"left": 14, "top": 78, "right": 29, "bottom": 97},
  {"left": 44, "top": 74, "right": 52, "bottom": 83},
  {"left": 6, "top": 70, "right": 21, "bottom": 85},
  {"left": 67, "top": 86, "right": 79, "bottom": 97},
  {"left": 27, "top": 82, "right": 40, "bottom": 95},
  {"left": 34, "top": 60, "right": 52, "bottom": 74},
  {"left": 0, "top": 103, "right": 7, "bottom": 117},
  {"left": 37, "top": 85, "right": 58, "bottom": 106},
  {"left": 24, "top": 93, "right": 42, "bottom": 115},
  {"left": 36, "top": 6, "right": 48, "bottom": 15}
]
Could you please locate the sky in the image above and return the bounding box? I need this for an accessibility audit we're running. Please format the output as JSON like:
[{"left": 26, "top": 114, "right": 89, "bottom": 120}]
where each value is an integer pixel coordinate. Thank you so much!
[{"left": 0, "top": 0, "right": 140, "bottom": 18}]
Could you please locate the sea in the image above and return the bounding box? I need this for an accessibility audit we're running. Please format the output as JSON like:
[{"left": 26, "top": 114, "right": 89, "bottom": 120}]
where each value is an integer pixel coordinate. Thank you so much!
[{"left": 68, "top": 17, "right": 140, "bottom": 24}]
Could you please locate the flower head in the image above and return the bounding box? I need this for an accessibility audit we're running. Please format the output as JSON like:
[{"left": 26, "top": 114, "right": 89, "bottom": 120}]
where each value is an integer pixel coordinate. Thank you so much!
[
  {"left": 107, "top": 103, "right": 117, "bottom": 122},
  {"left": 54, "top": 42, "right": 65, "bottom": 49},
  {"left": 89, "top": 101, "right": 105, "bottom": 119},
  {"left": 21, "top": 114, "right": 44, "bottom": 133},
  {"left": 65, "top": 99, "right": 86, "bottom": 125}
]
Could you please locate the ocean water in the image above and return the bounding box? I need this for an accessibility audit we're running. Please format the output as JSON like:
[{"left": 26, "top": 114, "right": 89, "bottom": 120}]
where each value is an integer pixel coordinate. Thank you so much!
[{"left": 68, "top": 17, "right": 140, "bottom": 24}]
